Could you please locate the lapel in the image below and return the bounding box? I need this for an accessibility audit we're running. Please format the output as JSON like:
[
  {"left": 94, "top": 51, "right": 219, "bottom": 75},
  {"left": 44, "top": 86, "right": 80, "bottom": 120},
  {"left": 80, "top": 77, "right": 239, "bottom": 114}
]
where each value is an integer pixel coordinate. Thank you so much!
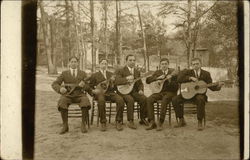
[
  {"left": 124, "top": 66, "right": 132, "bottom": 76},
  {"left": 98, "top": 71, "right": 106, "bottom": 81},
  {"left": 106, "top": 71, "right": 112, "bottom": 79}
]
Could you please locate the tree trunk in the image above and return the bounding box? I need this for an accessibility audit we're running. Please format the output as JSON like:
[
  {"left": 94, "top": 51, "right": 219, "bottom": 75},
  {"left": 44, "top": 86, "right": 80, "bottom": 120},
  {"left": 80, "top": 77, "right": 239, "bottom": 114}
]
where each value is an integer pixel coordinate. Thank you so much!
[
  {"left": 38, "top": 0, "right": 57, "bottom": 74},
  {"left": 136, "top": 0, "right": 149, "bottom": 72},
  {"left": 104, "top": 0, "right": 108, "bottom": 59},
  {"left": 187, "top": 0, "right": 192, "bottom": 68},
  {"left": 90, "top": 0, "right": 96, "bottom": 72},
  {"left": 65, "top": 0, "right": 71, "bottom": 60},
  {"left": 115, "top": 0, "right": 121, "bottom": 65}
]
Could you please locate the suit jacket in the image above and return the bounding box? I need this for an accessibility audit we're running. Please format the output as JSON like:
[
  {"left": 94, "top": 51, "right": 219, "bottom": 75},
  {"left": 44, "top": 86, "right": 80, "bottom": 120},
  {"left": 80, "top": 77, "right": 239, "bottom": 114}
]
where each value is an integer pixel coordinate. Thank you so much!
[
  {"left": 88, "top": 70, "right": 117, "bottom": 93},
  {"left": 177, "top": 69, "right": 221, "bottom": 92},
  {"left": 51, "top": 69, "right": 92, "bottom": 97},
  {"left": 146, "top": 68, "right": 179, "bottom": 93},
  {"left": 115, "top": 66, "right": 144, "bottom": 93}
]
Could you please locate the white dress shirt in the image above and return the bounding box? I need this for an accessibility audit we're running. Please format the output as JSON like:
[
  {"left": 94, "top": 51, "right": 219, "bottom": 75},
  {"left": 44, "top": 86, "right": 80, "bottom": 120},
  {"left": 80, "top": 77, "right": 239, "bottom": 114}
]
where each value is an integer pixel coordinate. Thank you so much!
[
  {"left": 70, "top": 68, "right": 77, "bottom": 78},
  {"left": 100, "top": 70, "right": 107, "bottom": 79},
  {"left": 127, "top": 66, "right": 134, "bottom": 75}
]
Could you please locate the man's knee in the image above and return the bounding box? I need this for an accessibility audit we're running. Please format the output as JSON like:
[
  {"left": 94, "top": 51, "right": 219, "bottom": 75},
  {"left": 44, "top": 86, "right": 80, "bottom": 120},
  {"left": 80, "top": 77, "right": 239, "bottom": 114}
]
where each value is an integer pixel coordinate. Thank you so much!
[
  {"left": 115, "top": 96, "right": 125, "bottom": 106},
  {"left": 58, "top": 96, "right": 71, "bottom": 109},
  {"left": 195, "top": 95, "right": 206, "bottom": 103}
]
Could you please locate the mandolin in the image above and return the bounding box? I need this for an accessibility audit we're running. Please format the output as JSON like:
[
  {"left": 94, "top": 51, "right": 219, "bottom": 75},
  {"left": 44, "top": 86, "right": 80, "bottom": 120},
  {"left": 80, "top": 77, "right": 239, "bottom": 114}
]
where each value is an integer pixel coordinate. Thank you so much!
[
  {"left": 148, "top": 70, "right": 178, "bottom": 94},
  {"left": 117, "top": 72, "right": 151, "bottom": 95},
  {"left": 95, "top": 75, "right": 115, "bottom": 94}
]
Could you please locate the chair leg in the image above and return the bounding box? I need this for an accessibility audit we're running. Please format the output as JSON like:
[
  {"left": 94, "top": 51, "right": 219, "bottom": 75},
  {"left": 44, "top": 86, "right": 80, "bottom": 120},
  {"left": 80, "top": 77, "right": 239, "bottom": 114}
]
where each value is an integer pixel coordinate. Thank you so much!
[
  {"left": 169, "top": 104, "right": 171, "bottom": 126},
  {"left": 157, "top": 103, "right": 160, "bottom": 121},
  {"left": 97, "top": 107, "right": 100, "bottom": 127},
  {"left": 109, "top": 102, "right": 111, "bottom": 123},
  {"left": 91, "top": 101, "right": 95, "bottom": 125}
]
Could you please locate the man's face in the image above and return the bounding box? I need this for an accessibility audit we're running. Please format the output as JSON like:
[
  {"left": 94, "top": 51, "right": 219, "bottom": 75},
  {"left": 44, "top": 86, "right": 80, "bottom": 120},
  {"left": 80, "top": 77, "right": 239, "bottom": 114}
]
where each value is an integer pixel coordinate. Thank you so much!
[
  {"left": 100, "top": 60, "right": 108, "bottom": 70},
  {"left": 160, "top": 60, "right": 169, "bottom": 71},
  {"left": 191, "top": 60, "right": 201, "bottom": 70},
  {"left": 69, "top": 58, "right": 78, "bottom": 69},
  {"left": 126, "top": 56, "right": 136, "bottom": 68}
]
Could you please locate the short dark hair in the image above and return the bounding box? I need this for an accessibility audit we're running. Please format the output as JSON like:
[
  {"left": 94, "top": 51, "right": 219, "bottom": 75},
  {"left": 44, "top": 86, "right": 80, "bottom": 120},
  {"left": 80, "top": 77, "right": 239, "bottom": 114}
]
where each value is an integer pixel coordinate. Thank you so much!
[
  {"left": 191, "top": 58, "right": 202, "bottom": 63},
  {"left": 125, "top": 54, "right": 135, "bottom": 61},
  {"left": 99, "top": 58, "right": 108, "bottom": 64},
  {"left": 69, "top": 56, "right": 79, "bottom": 62},
  {"left": 160, "top": 58, "right": 169, "bottom": 64}
]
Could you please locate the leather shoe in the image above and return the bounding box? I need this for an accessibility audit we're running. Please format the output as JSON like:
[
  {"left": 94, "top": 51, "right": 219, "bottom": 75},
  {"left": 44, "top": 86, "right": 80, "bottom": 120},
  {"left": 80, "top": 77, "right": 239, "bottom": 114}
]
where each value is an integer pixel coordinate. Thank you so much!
[
  {"left": 139, "top": 118, "right": 149, "bottom": 126},
  {"left": 197, "top": 120, "right": 204, "bottom": 131},
  {"left": 127, "top": 121, "right": 137, "bottom": 129},
  {"left": 59, "top": 123, "right": 69, "bottom": 134},
  {"left": 156, "top": 122, "right": 163, "bottom": 131},
  {"left": 116, "top": 122, "right": 123, "bottom": 131},
  {"left": 146, "top": 121, "right": 156, "bottom": 130},
  {"left": 100, "top": 123, "right": 107, "bottom": 132},
  {"left": 81, "top": 122, "right": 88, "bottom": 133},
  {"left": 174, "top": 118, "right": 187, "bottom": 128}
]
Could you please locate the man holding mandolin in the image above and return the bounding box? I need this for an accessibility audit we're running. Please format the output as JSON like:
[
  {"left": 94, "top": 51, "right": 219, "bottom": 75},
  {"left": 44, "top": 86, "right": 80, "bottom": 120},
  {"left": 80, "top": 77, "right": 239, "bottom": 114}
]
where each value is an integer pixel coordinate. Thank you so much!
[
  {"left": 145, "top": 58, "right": 179, "bottom": 131},
  {"left": 51, "top": 56, "right": 92, "bottom": 134},
  {"left": 115, "top": 54, "right": 148, "bottom": 129},
  {"left": 172, "top": 58, "right": 224, "bottom": 131},
  {"left": 88, "top": 59, "right": 125, "bottom": 131}
]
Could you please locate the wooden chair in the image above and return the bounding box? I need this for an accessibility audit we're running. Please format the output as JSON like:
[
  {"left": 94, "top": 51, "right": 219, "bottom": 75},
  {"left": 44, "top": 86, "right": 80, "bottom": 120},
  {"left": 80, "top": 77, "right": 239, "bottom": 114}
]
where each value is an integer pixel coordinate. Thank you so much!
[
  {"left": 68, "top": 103, "right": 90, "bottom": 128},
  {"left": 154, "top": 100, "right": 172, "bottom": 126},
  {"left": 176, "top": 102, "right": 206, "bottom": 126},
  {"left": 91, "top": 100, "right": 140, "bottom": 125}
]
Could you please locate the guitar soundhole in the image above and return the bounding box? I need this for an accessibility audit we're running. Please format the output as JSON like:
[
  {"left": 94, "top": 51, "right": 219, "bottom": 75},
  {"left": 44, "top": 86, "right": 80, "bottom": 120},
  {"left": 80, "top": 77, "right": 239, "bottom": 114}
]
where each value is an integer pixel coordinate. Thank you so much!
[
  {"left": 101, "top": 83, "right": 107, "bottom": 90},
  {"left": 194, "top": 85, "right": 200, "bottom": 90}
]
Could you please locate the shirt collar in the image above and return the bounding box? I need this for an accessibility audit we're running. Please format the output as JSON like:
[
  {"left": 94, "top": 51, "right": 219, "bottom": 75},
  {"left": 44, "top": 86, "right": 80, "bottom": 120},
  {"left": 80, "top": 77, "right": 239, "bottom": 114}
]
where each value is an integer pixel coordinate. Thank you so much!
[{"left": 162, "top": 69, "right": 168, "bottom": 74}]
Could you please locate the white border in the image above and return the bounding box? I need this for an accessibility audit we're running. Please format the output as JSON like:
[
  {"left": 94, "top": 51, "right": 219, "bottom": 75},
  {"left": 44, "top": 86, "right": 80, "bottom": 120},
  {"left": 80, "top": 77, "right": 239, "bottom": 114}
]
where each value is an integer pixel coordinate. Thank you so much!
[
  {"left": 0, "top": 1, "right": 22, "bottom": 159},
  {"left": 244, "top": 1, "right": 250, "bottom": 159}
]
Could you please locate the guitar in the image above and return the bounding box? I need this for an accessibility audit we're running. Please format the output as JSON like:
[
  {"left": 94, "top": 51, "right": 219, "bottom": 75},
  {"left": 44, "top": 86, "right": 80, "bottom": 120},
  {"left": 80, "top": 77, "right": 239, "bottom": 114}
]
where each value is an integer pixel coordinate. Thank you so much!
[
  {"left": 148, "top": 70, "right": 178, "bottom": 94},
  {"left": 117, "top": 72, "right": 151, "bottom": 95},
  {"left": 180, "top": 80, "right": 233, "bottom": 99}
]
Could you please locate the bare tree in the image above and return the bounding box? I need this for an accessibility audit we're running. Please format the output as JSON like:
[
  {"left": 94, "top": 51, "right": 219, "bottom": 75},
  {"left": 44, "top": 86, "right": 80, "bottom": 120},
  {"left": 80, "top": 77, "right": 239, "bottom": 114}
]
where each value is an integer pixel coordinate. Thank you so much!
[
  {"left": 136, "top": 0, "right": 149, "bottom": 72},
  {"left": 38, "top": 0, "right": 57, "bottom": 74},
  {"left": 115, "top": 0, "right": 121, "bottom": 65},
  {"left": 90, "top": 0, "right": 96, "bottom": 72}
]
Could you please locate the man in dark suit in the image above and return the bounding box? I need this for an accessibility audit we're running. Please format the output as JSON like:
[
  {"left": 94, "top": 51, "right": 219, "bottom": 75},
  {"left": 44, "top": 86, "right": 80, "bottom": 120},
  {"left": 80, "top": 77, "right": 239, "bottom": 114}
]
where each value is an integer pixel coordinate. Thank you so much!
[
  {"left": 88, "top": 59, "right": 125, "bottom": 131},
  {"left": 52, "top": 56, "right": 92, "bottom": 134},
  {"left": 145, "top": 58, "right": 178, "bottom": 131},
  {"left": 115, "top": 54, "right": 148, "bottom": 129},
  {"left": 172, "top": 58, "right": 224, "bottom": 131}
]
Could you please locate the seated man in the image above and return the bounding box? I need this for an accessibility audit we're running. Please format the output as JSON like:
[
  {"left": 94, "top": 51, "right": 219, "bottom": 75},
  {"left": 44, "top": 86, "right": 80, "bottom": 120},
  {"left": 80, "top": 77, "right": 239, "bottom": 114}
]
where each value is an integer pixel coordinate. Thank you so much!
[
  {"left": 115, "top": 54, "right": 148, "bottom": 129},
  {"left": 145, "top": 58, "right": 178, "bottom": 131},
  {"left": 52, "top": 56, "right": 92, "bottom": 134},
  {"left": 88, "top": 58, "right": 125, "bottom": 131},
  {"left": 172, "top": 58, "right": 224, "bottom": 131}
]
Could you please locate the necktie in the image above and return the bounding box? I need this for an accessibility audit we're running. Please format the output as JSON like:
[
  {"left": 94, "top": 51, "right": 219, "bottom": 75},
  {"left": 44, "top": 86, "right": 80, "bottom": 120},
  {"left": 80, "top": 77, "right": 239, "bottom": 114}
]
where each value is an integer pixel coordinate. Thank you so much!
[
  {"left": 195, "top": 70, "right": 198, "bottom": 78},
  {"left": 73, "top": 70, "right": 76, "bottom": 77}
]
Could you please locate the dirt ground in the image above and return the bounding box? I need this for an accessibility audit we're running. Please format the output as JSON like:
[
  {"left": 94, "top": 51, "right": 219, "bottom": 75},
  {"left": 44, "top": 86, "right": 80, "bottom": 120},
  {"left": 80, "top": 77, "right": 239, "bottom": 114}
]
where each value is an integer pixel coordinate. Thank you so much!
[{"left": 34, "top": 68, "right": 240, "bottom": 160}]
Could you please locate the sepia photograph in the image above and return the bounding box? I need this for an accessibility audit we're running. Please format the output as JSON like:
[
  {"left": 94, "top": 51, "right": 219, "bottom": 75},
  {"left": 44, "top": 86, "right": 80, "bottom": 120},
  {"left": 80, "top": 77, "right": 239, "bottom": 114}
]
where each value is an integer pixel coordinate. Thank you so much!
[{"left": 1, "top": 0, "right": 249, "bottom": 160}]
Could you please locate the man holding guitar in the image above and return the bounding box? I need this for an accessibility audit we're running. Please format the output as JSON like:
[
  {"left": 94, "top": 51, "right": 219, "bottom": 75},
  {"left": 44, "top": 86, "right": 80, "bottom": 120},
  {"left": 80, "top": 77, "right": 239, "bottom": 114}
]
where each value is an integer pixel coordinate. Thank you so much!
[
  {"left": 115, "top": 54, "right": 148, "bottom": 129},
  {"left": 52, "top": 56, "right": 92, "bottom": 134},
  {"left": 172, "top": 58, "right": 224, "bottom": 131},
  {"left": 145, "top": 58, "right": 179, "bottom": 131},
  {"left": 88, "top": 59, "right": 125, "bottom": 131}
]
